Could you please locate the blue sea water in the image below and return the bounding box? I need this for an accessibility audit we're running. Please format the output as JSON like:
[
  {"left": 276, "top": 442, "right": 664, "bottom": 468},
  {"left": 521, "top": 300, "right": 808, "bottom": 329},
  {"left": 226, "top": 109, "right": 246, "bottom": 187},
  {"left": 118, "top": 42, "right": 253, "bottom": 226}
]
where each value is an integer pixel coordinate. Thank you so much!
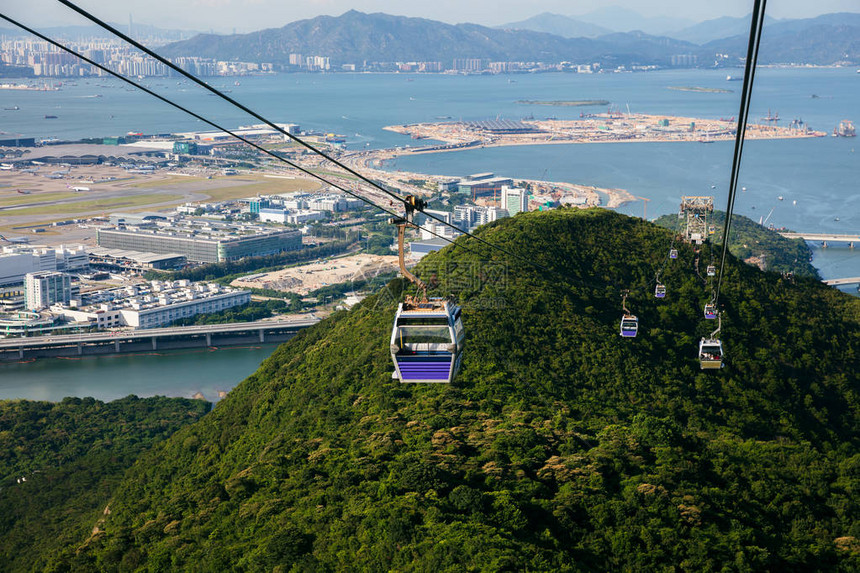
[
  {"left": 0, "top": 68, "right": 857, "bottom": 401},
  {"left": 4, "top": 69, "right": 854, "bottom": 245}
]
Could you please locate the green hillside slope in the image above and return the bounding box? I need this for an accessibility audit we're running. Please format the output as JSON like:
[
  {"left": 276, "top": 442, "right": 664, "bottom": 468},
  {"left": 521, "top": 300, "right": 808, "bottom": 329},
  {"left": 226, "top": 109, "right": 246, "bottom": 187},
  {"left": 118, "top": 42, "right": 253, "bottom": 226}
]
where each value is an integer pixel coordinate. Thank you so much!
[
  {"left": 52, "top": 209, "right": 859, "bottom": 571},
  {"left": 0, "top": 396, "right": 210, "bottom": 572},
  {"left": 654, "top": 211, "right": 820, "bottom": 278}
]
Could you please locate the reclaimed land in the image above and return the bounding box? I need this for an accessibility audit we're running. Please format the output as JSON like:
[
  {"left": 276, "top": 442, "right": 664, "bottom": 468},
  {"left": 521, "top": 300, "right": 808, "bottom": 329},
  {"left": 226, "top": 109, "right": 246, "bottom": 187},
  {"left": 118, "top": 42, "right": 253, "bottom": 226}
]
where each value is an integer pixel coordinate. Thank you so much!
[
  {"left": 668, "top": 86, "right": 734, "bottom": 93},
  {"left": 383, "top": 113, "right": 826, "bottom": 149},
  {"left": 515, "top": 99, "right": 611, "bottom": 106}
]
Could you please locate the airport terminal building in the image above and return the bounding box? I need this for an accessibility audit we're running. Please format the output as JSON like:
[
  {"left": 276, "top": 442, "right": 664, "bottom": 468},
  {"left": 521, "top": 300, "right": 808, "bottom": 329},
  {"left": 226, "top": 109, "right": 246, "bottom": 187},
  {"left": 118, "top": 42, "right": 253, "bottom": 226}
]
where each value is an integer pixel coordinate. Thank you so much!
[{"left": 97, "top": 227, "right": 302, "bottom": 263}]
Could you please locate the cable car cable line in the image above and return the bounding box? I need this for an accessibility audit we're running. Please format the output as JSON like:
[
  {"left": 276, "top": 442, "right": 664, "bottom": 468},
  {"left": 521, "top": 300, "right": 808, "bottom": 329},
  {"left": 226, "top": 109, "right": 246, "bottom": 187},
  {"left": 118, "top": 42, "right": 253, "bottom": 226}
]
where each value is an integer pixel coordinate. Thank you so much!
[
  {"left": 0, "top": 14, "right": 485, "bottom": 260},
  {"left": 4, "top": 11, "right": 648, "bottom": 349},
  {"left": 16, "top": 0, "right": 768, "bottom": 356},
  {"left": 54, "top": 0, "right": 403, "bottom": 206},
  {"left": 51, "top": 0, "right": 562, "bottom": 286},
  {"left": 714, "top": 0, "right": 767, "bottom": 307},
  {"left": 14, "top": 5, "right": 652, "bottom": 321}
]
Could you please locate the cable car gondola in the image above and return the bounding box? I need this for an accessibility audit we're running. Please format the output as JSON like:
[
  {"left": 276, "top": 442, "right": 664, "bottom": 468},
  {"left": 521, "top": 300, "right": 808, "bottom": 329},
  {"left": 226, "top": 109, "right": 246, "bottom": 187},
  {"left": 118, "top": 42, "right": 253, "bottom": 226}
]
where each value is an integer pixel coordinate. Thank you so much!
[
  {"left": 698, "top": 313, "right": 724, "bottom": 369},
  {"left": 619, "top": 291, "right": 638, "bottom": 337},
  {"left": 388, "top": 196, "right": 465, "bottom": 383},
  {"left": 654, "top": 283, "right": 666, "bottom": 298},
  {"left": 620, "top": 315, "right": 639, "bottom": 337},
  {"left": 707, "top": 265, "right": 716, "bottom": 277},
  {"left": 704, "top": 303, "right": 717, "bottom": 319},
  {"left": 391, "top": 298, "right": 464, "bottom": 383},
  {"left": 699, "top": 338, "right": 724, "bottom": 369}
]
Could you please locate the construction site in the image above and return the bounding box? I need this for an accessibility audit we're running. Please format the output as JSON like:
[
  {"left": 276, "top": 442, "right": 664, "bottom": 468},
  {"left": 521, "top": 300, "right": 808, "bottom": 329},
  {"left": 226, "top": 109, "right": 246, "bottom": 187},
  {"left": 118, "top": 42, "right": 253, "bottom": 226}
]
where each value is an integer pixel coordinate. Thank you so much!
[
  {"left": 383, "top": 112, "right": 826, "bottom": 148},
  {"left": 230, "top": 253, "right": 399, "bottom": 296}
]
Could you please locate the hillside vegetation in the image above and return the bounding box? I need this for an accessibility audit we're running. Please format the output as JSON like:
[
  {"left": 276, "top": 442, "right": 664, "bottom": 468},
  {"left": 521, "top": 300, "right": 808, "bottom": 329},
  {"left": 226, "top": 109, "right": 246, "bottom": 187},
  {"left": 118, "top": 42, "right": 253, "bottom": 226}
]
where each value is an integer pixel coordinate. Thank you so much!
[
  {"left": 654, "top": 211, "right": 820, "bottom": 278},
  {"left": 36, "top": 209, "right": 860, "bottom": 570},
  {"left": 0, "top": 396, "right": 210, "bottom": 573}
]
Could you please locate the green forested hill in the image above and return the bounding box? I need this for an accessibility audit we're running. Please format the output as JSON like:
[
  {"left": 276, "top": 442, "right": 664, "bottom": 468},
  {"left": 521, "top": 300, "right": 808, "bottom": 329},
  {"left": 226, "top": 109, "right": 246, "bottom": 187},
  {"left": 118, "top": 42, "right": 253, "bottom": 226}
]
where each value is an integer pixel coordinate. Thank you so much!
[
  {"left": 0, "top": 396, "right": 210, "bottom": 572},
  {"left": 654, "top": 211, "right": 820, "bottom": 278},
  {"left": 47, "top": 208, "right": 859, "bottom": 571}
]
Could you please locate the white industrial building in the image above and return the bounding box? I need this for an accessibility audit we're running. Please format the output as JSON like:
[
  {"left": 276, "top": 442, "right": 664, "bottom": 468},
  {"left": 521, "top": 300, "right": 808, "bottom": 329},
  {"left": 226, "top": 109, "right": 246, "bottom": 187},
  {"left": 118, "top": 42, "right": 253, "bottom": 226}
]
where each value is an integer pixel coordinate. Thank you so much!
[
  {"left": 258, "top": 208, "right": 290, "bottom": 224},
  {"left": 258, "top": 208, "right": 325, "bottom": 225},
  {"left": 307, "top": 194, "right": 364, "bottom": 212},
  {"left": 54, "top": 280, "right": 250, "bottom": 330},
  {"left": 0, "top": 246, "right": 88, "bottom": 286},
  {"left": 286, "top": 210, "right": 326, "bottom": 225}
]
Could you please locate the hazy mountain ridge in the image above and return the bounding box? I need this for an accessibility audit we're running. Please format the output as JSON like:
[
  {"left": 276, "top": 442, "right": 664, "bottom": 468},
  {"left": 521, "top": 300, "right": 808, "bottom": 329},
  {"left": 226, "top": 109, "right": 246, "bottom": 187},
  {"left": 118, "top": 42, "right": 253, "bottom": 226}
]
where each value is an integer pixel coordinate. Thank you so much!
[
  {"left": 702, "top": 13, "right": 860, "bottom": 65},
  {"left": 158, "top": 10, "right": 860, "bottom": 68},
  {"left": 668, "top": 14, "right": 781, "bottom": 44},
  {"left": 497, "top": 13, "right": 612, "bottom": 39},
  {"left": 38, "top": 208, "right": 859, "bottom": 570},
  {"left": 157, "top": 10, "right": 697, "bottom": 67},
  {"left": 572, "top": 6, "right": 695, "bottom": 36}
]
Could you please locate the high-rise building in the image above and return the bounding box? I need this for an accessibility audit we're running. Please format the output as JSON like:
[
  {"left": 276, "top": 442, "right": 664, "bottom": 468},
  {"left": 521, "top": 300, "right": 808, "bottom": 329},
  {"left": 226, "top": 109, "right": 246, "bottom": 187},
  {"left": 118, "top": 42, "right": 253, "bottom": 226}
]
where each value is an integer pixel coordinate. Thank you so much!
[
  {"left": 25, "top": 271, "right": 72, "bottom": 310},
  {"left": 501, "top": 186, "right": 529, "bottom": 216}
]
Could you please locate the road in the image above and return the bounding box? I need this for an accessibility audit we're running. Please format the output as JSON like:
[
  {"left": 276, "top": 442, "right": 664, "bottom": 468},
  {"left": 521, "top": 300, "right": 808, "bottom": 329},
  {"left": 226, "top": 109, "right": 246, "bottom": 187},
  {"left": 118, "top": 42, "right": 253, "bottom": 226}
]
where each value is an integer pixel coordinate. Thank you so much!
[
  {"left": 0, "top": 318, "right": 319, "bottom": 349},
  {"left": 779, "top": 232, "right": 859, "bottom": 243}
]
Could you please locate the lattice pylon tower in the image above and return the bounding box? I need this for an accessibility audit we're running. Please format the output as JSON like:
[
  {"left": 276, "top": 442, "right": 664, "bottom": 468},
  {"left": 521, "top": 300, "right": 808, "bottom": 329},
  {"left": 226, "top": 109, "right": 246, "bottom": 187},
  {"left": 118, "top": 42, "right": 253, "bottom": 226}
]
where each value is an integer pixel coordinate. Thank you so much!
[{"left": 680, "top": 196, "right": 714, "bottom": 244}]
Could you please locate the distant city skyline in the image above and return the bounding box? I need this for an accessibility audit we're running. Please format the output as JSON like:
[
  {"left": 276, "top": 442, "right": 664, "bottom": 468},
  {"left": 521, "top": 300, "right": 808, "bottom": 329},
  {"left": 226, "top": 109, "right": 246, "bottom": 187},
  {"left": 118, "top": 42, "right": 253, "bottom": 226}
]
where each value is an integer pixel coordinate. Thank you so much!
[{"left": 5, "top": 0, "right": 860, "bottom": 35}]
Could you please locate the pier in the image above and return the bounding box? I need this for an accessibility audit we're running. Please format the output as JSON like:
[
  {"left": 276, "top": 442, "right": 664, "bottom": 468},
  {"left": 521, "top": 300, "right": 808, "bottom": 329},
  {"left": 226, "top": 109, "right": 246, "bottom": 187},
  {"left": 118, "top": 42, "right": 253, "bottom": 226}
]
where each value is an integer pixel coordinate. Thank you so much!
[{"left": 0, "top": 318, "right": 319, "bottom": 362}]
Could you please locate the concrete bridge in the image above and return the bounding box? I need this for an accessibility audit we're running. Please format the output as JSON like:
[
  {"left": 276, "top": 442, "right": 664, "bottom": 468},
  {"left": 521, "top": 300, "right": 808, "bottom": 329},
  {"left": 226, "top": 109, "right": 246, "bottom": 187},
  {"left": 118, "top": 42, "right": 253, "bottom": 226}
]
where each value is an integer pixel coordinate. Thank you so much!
[
  {"left": 0, "top": 318, "right": 319, "bottom": 362},
  {"left": 824, "top": 277, "right": 860, "bottom": 287},
  {"left": 779, "top": 232, "right": 860, "bottom": 248}
]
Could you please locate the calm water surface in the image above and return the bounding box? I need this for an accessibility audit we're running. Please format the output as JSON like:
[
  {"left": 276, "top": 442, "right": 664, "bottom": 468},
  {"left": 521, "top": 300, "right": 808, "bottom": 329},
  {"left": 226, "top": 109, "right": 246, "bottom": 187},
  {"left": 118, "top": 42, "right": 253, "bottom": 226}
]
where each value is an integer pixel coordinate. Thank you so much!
[{"left": 0, "top": 345, "right": 278, "bottom": 402}]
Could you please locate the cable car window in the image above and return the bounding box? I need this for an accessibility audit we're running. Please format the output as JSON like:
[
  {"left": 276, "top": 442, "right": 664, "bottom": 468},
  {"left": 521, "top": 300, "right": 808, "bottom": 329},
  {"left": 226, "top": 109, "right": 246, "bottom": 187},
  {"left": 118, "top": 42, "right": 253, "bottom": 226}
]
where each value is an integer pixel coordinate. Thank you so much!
[{"left": 398, "top": 326, "right": 451, "bottom": 345}]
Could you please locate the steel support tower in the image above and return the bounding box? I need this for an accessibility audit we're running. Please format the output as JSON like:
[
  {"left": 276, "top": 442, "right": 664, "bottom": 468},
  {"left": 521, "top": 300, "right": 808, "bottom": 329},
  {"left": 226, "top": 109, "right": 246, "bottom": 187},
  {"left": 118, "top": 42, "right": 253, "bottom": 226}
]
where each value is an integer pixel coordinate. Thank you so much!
[{"left": 680, "top": 196, "right": 714, "bottom": 244}]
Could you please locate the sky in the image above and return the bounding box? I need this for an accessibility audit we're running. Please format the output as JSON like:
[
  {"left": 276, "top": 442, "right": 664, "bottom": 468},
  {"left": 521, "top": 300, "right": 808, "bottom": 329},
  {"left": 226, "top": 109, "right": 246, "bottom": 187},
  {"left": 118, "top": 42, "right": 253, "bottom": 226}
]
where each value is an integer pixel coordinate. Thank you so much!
[{"left": 6, "top": 0, "right": 860, "bottom": 34}]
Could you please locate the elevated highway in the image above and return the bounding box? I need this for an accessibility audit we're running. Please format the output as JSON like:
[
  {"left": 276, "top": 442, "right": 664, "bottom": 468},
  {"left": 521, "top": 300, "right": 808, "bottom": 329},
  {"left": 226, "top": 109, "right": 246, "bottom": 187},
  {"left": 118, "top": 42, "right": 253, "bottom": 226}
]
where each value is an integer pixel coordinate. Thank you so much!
[
  {"left": 823, "top": 277, "right": 860, "bottom": 287},
  {"left": 0, "top": 318, "right": 319, "bottom": 362},
  {"left": 779, "top": 232, "right": 859, "bottom": 246}
]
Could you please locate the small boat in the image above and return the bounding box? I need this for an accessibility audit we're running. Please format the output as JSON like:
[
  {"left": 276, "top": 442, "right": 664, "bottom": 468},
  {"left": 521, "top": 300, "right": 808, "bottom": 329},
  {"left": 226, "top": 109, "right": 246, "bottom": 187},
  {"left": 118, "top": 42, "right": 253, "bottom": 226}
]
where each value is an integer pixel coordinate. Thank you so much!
[
  {"left": 3, "top": 106, "right": 19, "bottom": 110},
  {"left": 778, "top": 196, "right": 783, "bottom": 201},
  {"left": 44, "top": 115, "right": 57, "bottom": 119}
]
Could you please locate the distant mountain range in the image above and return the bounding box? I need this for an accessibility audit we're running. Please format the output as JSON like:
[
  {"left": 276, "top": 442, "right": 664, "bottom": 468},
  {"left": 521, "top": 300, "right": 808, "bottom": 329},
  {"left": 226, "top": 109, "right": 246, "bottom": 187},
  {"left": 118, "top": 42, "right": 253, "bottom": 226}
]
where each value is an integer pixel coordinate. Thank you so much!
[
  {"left": 0, "top": 22, "right": 196, "bottom": 43},
  {"left": 158, "top": 10, "right": 699, "bottom": 68},
  {"left": 571, "top": 6, "right": 696, "bottom": 36},
  {"left": 159, "top": 10, "right": 860, "bottom": 68},
  {"left": 706, "top": 13, "right": 860, "bottom": 65},
  {"left": 668, "top": 14, "right": 780, "bottom": 44},
  {"left": 3, "top": 10, "right": 857, "bottom": 68},
  {"left": 497, "top": 13, "right": 612, "bottom": 39}
]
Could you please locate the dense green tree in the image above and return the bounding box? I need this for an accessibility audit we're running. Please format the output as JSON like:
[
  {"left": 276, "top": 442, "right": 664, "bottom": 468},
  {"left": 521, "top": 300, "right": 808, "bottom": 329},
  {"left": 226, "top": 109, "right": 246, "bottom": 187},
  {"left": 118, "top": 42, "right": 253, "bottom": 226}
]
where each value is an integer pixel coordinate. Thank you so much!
[
  {"left": 9, "top": 208, "right": 860, "bottom": 571},
  {"left": 0, "top": 396, "right": 209, "bottom": 573}
]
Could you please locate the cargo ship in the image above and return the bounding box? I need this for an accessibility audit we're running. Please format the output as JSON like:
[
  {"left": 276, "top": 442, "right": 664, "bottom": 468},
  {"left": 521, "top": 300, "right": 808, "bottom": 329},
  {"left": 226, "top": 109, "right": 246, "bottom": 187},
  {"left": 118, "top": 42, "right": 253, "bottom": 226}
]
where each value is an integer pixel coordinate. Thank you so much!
[{"left": 833, "top": 120, "right": 856, "bottom": 137}]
